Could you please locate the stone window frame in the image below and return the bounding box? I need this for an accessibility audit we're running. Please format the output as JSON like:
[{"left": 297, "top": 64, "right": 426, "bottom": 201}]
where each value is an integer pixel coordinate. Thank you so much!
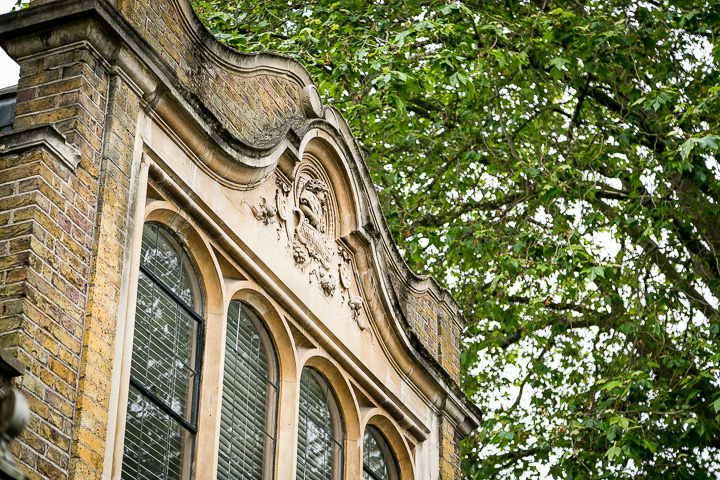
[{"left": 106, "top": 162, "right": 416, "bottom": 480}]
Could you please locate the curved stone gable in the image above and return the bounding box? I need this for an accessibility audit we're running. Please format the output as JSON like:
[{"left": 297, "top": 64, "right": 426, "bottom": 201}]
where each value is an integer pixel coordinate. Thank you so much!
[{"left": 0, "top": 1, "right": 481, "bottom": 479}]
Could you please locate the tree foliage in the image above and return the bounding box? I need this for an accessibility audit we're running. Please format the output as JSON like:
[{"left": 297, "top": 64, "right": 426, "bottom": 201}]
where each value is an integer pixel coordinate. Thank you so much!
[{"left": 193, "top": 0, "right": 720, "bottom": 478}]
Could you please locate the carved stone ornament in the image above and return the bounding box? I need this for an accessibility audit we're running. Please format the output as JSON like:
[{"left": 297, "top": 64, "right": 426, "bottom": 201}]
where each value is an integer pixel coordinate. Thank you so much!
[
  {"left": 339, "top": 263, "right": 352, "bottom": 290},
  {"left": 275, "top": 179, "right": 290, "bottom": 223},
  {"left": 275, "top": 178, "right": 291, "bottom": 241},
  {"left": 349, "top": 296, "right": 367, "bottom": 330},
  {"left": 293, "top": 241, "right": 309, "bottom": 267},
  {"left": 294, "top": 217, "right": 333, "bottom": 269},
  {"left": 336, "top": 247, "right": 353, "bottom": 300},
  {"left": 319, "top": 271, "right": 338, "bottom": 296},
  {"left": 250, "top": 197, "right": 277, "bottom": 225},
  {"left": 287, "top": 171, "right": 341, "bottom": 298}
]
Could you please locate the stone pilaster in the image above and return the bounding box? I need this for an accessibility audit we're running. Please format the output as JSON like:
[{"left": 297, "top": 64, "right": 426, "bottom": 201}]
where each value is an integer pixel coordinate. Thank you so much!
[{"left": 69, "top": 74, "right": 140, "bottom": 480}]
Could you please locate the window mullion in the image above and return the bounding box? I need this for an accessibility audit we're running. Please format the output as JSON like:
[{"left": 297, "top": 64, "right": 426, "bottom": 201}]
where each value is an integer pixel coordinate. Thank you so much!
[
  {"left": 129, "top": 376, "right": 197, "bottom": 434},
  {"left": 139, "top": 263, "right": 204, "bottom": 324}
]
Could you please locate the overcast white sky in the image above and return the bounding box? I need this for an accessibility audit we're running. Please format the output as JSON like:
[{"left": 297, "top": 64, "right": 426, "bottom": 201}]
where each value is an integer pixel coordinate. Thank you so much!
[{"left": 0, "top": 1, "right": 21, "bottom": 89}]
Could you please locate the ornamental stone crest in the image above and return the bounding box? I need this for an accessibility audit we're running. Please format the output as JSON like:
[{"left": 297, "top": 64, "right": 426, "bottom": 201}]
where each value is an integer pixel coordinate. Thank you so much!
[
  {"left": 252, "top": 165, "right": 365, "bottom": 325},
  {"left": 293, "top": 175, "right": 333, "bottom": 270},
  {"left": 291, "top": 171, "right": 336, "bottom": 282}
]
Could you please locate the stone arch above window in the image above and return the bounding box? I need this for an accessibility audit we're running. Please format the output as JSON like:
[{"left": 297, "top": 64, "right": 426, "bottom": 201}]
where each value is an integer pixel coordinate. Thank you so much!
[
  {"left": 363, "top": 426, "right": 400, "bottom": 480},
  {"left": 364, "top": 415, "right": 415, "bottom": 480},
  {"left": 122, "top": 222, "right": 204, "bottom": 479},
  {"left": 296, "top": 367, "right": 344, "bottom": 480},
  {"left": 218, "top": 300, "right": 279, "bottom": 480}
]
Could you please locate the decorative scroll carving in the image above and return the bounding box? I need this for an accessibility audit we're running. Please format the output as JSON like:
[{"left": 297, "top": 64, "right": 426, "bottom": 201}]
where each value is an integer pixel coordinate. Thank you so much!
[
  {"left": 336, "top": 245, "right": 366, "bottom": 331},
  {"left": 336, "top": 246, "right": 353, "bottom": 305},
  {"left": 289, "top": 169, "right": 339, "bottom": 297},
  {"left": 338, "top": 247, "right": 352, "bottom": 288},
  {"left": 276, "top": 178, "right": 291, "bottom": 240},
  {"left": 339, "top": 263, "right": 352, "bottom": 290},
  {"left": 276, "top": 178, "right": 290, "bottom": 222}
]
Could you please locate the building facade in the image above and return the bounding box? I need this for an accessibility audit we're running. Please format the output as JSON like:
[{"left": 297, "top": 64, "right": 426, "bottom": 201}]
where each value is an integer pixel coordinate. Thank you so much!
[{"left": 0, "top": 0, "right": 481, "bottom": 479}]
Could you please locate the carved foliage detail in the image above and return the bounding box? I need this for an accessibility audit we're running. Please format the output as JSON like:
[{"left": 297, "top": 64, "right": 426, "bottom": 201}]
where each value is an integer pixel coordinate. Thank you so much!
[
  {"left": 349, "top": 296, "right": 366, "bottom": 330},
  {"left": 338, "top": 247, "right": 365, "bottom": 329},
  {"left": 253, "top": 166, "right": 365, "bottom": 329},
  {"left": 276, "top": 177, "right": 291, "bottom": 240},
  {"left": 319, "top": 271, "right": 338, "bottom": 296}
]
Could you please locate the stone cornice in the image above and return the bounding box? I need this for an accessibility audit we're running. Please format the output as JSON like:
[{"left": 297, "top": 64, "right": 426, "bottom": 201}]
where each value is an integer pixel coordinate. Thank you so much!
[{"left": 0, "top": 125, "right": 81, "bottom": 170}]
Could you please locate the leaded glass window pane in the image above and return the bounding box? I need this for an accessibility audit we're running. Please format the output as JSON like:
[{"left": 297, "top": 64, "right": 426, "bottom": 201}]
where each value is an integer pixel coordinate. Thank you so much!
[
  {"left": 218, "top": 301, "right": 278, "bottom": 480},
  {"left": 363, "top": 427, "right": 399, "bottom": 480},
  {"left": 122, "top": 223, "right": 203, "bottom": 480},
  {"left": 296, "top": 368, "right": 343, "bottom": 480}
]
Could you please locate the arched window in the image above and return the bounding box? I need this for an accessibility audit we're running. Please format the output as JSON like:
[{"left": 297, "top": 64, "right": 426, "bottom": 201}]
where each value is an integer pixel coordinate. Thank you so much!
[
  {"left": 218, "top": 301, "right": 279, "bottom": 479},
  {"left": 122, "top": 223, "right": 204, "bottom": 479},
  {"left": 363, "top": 426, "right": 400, "bottom": 480},
  {"left": 296, "top": 367, "right": 343, "bottom": 480}
]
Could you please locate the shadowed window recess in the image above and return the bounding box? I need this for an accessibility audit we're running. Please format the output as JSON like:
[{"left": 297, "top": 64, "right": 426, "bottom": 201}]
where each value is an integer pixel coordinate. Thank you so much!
[
  {"left": 218, "top": 301, "right": 279, "bottom": 480},
  {"left": 296, "top": 368, "right": 344, "bottom": 480},
  {"left": 122, "top": 223, "right": 204, "bottom": 480}
]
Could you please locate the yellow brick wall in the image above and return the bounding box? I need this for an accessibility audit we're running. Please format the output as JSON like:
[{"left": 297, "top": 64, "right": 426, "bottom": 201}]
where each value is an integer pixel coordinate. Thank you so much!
[
  {"left": 391, "top": 269, "right": 462, "bottom": 386},
  {"left": 0, "top": 147, "right": 89, "bottom": 480},
  {"left": 440, "top": 416, "right": 462, "bottom": 480},
  {"left": 69, "top": 75, "right": 141, "bottom": 480},
  {"left": 117, "top": 0, "right": 304, "bottom": 146},
  {"left": 1, "top": 32, "right": 140, "bottom": 479}
]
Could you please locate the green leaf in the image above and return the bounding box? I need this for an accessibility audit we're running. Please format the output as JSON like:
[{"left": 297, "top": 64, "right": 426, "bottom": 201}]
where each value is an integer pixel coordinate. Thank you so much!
[
  {"left": 610, "top": 416, "right": 630, "bottom": 429},
  {"left": 605, "top": 446, "right": 622, "bottom": 460},
  {"left": 194, "top": 0, "right": 720, "bottom": 476},
  {"left": 603, "top": 380, "right": 623, "bottom": 392}
]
